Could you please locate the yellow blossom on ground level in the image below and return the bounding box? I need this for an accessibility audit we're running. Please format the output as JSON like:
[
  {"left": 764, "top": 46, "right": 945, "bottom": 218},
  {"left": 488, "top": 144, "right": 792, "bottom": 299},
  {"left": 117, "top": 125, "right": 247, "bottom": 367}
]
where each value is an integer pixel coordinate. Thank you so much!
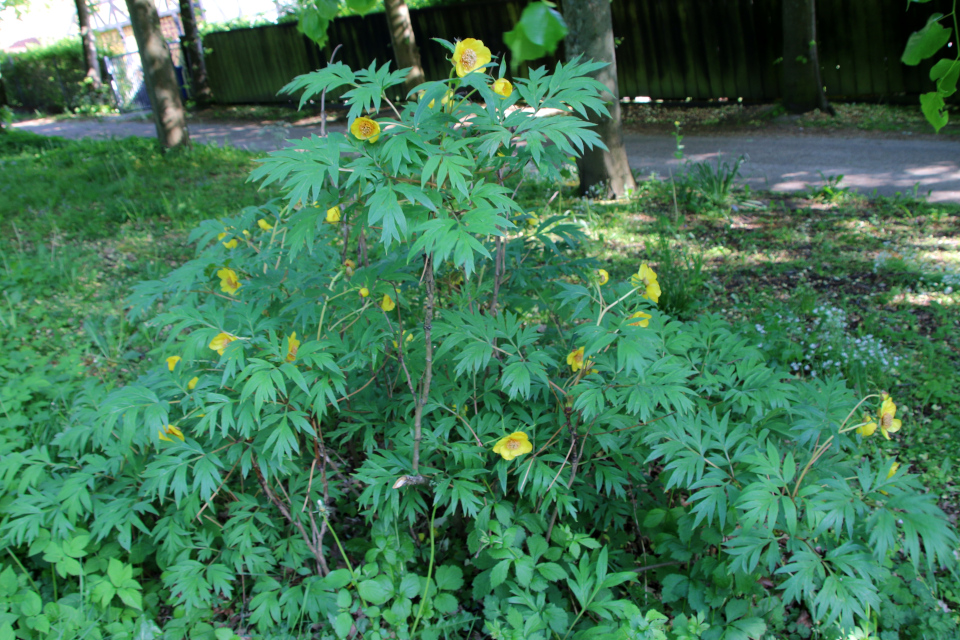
[
  {"left": 222, "top": 238, "right": 238, "bottom": 249},
  {"left": 166, "top": 356, "right": 181, "bottom": 371},
  {"left": 879, "top": 394, "right": 902, "bottom": 439},
  {"left": 452, "top": 38, "right": 492, "bottom": 77},
  {"left": 158, "top": 424, "right": 184, "bottom": 443},
  {"left": 857, "top": 412, "right": 878, "bottom": 437},
  {"left": 326, "top": 206, "right": 342, "bottom": 223},
  {"left": 493, "top": 78, "right": 513, "bottom": 97},
  {"left": 209, "top": 332, "right": 237, "bottom": 356},
  {"left": 359, "top": 287, "right": 370, "bottom": 298},
  {"left": 492, "top": 431, "right": 533, "bottom": 461},
  {"left": 381, "top": 294, "right": 396, "bottom": 312},
  {"left": 188, "top": 376, "right": 198, "bottom": 390},
  {"left": 567, "top": 346, "right": 585, "bottom": 372},
  {"left": 630, "top": 263, "right": 661, "bottom": 304},
  {"left": 881, "top": 459, "right": 901, "bottom": 494},
  {"left": 597, "top": 269, "right": 609, "bottom": 285},
  {"left": 217, "top": 232, "right": 228, "bottom": 241},
  {"left": 217, "top": 267, "right": 241, "bottom": 295},
  {"left": 258, "top": 218, "right": 274, "bottom": 231},
  {"left": 285, "top": 332, "right": 300, "bottom": 363},
  {"left": 350, "top": 117, "right": 380, "bottom": 143},
  {"left": 242, "top": 230, "right": 250, "bottom": 237},
  {"left": 628, "top": 311, "right": 652, "bottom": 328}
]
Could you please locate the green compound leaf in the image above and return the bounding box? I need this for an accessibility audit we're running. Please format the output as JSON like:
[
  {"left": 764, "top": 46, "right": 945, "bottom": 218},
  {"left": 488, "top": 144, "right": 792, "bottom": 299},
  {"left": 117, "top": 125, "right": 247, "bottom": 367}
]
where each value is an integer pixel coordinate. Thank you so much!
[
  {"left": 930, "top": 58, "right": 960, "bottom": 96},
  {"left": 920, "top": 91, "right": 949, "bottom": 132},
  {"left": 902, "top": 14, "right": 952, "bottom": 65},
  {"left": 504, "top": 1, "right": 568, "bottom": 70}
]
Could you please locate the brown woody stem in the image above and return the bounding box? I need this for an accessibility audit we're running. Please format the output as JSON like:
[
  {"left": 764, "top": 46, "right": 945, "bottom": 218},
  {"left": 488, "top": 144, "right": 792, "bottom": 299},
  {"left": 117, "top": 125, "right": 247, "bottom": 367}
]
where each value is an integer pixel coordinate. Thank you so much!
[{"left": 411, "top": 254, "right": 435, "bottom": 474}]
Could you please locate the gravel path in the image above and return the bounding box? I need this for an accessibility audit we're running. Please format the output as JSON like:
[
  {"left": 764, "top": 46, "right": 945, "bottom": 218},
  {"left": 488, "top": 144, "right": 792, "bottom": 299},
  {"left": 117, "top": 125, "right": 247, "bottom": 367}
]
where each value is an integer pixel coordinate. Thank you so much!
[{"left": 13, "top": 112, "right": 960, "bottom": 204}]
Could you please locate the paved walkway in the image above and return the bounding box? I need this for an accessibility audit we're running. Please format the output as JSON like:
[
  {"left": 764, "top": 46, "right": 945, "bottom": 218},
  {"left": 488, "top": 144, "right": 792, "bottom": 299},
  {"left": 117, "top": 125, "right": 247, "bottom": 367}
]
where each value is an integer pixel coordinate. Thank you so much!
[{"left": 13, "top": 113, "right": 960, "bottom": 203}]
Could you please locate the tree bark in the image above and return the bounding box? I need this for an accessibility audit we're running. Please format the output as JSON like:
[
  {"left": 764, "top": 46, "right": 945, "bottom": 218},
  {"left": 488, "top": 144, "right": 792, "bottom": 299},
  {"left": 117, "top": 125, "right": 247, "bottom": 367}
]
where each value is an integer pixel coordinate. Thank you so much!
[
  {"left": 383, "top": 0, "right": 424, "bottom": 96},
  {"left": 75, "top": 0, "right": 102, "bottom": 89},
  {"left": 564, "top": 0, "right": 636, "bottom": 198},
  {"left": 178, "top": 0, "right": 213, "bottom": 106},
  {"left": 125, "top": 0, "right": 189, "bottom": 148},
  {"left": 782, "top": 0, "right": 834, "bottom": 115}
]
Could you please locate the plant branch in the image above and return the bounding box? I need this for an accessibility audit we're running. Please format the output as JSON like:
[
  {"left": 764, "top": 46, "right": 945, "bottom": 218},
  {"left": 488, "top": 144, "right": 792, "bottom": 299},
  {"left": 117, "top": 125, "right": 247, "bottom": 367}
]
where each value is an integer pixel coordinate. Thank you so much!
[{"left": 411, "top": 254, "right": 435, "bottom": 474}]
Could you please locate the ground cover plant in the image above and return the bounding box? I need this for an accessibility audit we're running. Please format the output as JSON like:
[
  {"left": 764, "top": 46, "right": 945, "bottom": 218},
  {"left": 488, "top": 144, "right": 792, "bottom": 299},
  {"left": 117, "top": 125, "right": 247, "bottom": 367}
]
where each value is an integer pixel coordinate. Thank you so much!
[{"left": 1, "top": 48, "right": 960, "bottom": 640}]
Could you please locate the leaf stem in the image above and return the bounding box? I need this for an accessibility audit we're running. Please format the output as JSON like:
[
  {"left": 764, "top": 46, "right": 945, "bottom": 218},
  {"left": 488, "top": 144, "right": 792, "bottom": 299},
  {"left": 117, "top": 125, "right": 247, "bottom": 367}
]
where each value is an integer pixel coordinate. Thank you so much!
[
  {"left": 410, "top": 501, "right": 439, "bottom": 635},
  {"left": 411, "top": 254, "right": 435, "bottom": 474}
]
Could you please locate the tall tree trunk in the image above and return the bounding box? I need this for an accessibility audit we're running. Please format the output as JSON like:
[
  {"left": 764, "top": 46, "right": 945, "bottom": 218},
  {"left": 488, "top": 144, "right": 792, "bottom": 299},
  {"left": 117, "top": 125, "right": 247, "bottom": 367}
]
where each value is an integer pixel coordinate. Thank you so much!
[
  {"left": 75, "top": 0, "right": 102, "bottom": 89},
  {"left": 782, "top": 0, "right": 834, "bottom": 114},
  {"left": 125, "top": 0, "right": 189, "bottom": 148},
  {"left": 564, "top": 0, "right": 636, "bottom": 199},
  {"left": 384, "top": 0, "right": 424, "bottom": 96},
  {"left": 178, "top": 0, "right": 213, "bottom": 106}
]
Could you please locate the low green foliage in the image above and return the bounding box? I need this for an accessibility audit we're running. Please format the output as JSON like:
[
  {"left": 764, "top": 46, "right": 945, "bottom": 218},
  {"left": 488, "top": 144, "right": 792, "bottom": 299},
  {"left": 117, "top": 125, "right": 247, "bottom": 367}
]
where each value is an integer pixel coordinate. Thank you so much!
[
  {"left": 0, "top": 37, "right": 114, "bottom": 113},
  {"left": 3, "top": 52, "right": 960, "bottom": 640},
  {"left": 0, "top": 131, "right": 268, "bottom": 241}
]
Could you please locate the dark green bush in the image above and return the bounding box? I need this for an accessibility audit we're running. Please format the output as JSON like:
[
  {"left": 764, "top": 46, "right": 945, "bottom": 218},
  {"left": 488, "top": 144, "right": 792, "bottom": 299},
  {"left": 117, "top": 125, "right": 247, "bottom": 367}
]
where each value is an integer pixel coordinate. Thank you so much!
[{"left": 1, "top": 38, "right": 113, "bottom": 113}]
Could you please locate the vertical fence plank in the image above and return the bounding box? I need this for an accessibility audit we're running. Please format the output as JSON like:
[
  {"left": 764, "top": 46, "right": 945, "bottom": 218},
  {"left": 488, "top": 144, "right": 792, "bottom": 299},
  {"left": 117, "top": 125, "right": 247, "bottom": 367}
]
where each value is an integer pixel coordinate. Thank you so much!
[
  {"left": 736, "top": 0, "right": 765, "bottom": 100},
  {"left": 816, "top": 0, "right": 841, "bottom": 96},
  {"left": 848, "top": 0, "right": 875, "bottom": 96},
  {"left": 635, "top": 0, "right": 665, "bottom": 98},
  {"left": 675, "top": 0, "right": 711, "bottom": 98}
]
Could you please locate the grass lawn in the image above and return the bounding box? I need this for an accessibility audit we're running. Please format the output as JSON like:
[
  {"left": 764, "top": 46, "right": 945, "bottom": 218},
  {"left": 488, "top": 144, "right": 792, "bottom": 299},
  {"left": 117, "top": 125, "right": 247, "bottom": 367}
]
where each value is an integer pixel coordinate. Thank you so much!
[{"left": 2, "top": 129, "right": 959, "bottom": 627}]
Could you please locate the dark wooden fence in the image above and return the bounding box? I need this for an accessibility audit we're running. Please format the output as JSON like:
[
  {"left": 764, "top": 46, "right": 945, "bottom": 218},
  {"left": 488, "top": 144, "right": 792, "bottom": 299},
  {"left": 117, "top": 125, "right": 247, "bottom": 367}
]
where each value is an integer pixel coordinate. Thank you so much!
[{"left": 203, "top": 0, "right": 954, "bottom": 105}]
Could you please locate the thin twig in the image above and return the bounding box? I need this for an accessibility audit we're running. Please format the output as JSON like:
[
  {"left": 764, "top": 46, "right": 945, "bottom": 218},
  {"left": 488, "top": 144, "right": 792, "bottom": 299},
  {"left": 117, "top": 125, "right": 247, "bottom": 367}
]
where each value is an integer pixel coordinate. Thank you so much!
[
  {"left": 411, "top": 254, "right": 435, "bottom": 474},
  {"left": 252, "top": 456, "right": 325, "bottom": 571},
  {"left": 320, "top": 44, "right": 343, "bottom": 138}
]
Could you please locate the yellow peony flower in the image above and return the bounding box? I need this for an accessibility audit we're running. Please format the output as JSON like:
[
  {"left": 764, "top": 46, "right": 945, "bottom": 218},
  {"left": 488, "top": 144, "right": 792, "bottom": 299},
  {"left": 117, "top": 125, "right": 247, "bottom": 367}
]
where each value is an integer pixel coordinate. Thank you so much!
[
  {"left": 166, "top": 356, "right": 181, "bottom": 371},
  {"left": 326, "top": 206, "right": 341, "bottom": 224},
  {"left": 452, "top": 38, "right": 492, "bottom": 77},
  {"left": 628, "top": 311, "right": 652, "bottom": 328},
  {"left": 878, "top": 394, "right": 902, "bottom": 440},
  {"left": 381, "top": 294, "right": 396, "bottom": 312},
  {"left": 857, "top": 412, "right": 878, "bottom": 437},
  {"left": 209, "top": 332, "right": 237, "bottom": 356},
  {"left": 493, "top": 431, "right": 533, "bottom": 461},
  {"left": 258, "top": 218, "right": 274, "bottom": 231},
  {"left": 217, "top": 232, "right": 228, "bottom": 241},
  {"left": 359, "top": 287, "right": 370, "bottom": 298},
  {"left": 222, "top": 238, "right": 238, "bottom": 249},
  {"left": 630, "top": 263, "right": 661, "bottom": 304},
  {"left": 350, "top": 117, "right": 380, "bottom": 143},
  {"left": 187, "top": 376, "right": 198, "bottom": 390},
  {"left": 217, "top": 267, "right": 241, "bottom": 295},
  {"left": 493, "top": 78, "right": 513, "bottom": 97},
  {"left": 567, "top": 346, "right": 585, "bottom": 372},
  {"left": 343, "top": 259, "right": 356, "bottom": 276},
  {"left": 597, "top": 269, "right": 609, "bottom": 285},
  {"left": 285, "top": 332, "right": 300, "bottom": 363},
  {"left": 158, "top": 424, "right": 184, "bottom": 443},
  {"left": 887, "top": 460, "right": 900, "bottom": 479}
]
